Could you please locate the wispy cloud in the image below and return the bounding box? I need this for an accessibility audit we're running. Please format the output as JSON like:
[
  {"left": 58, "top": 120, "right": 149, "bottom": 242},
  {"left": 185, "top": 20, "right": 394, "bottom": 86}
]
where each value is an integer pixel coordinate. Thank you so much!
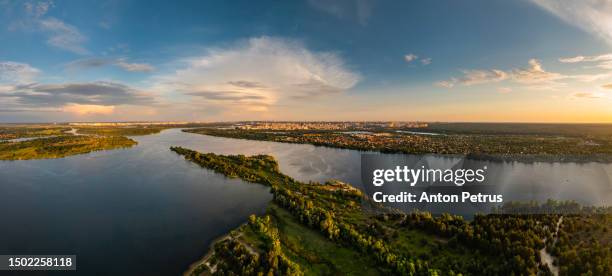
[
  {"left": 559, "top": 53, "right": 612, "bottom": 69},
  {"left": 307, "top": 0, "right": 373, "bottom": 25},
  {"left": 9, "top": 1, "right": 88, "bottom": 54},
  {"left": 531, "top": 0, "right": 612, "bottom": 45},
  {"left": 460, "top": 69, "right": 509, "bottom": 85},
  {"left": 152, "top": 36, "right": 360, "bottom": 113},
  {"left": 436, "top": 58, "right": 608, "bottom": 89},
  {"left": 24, "top": 0, "right": 53, "bottom": 18},
  {"left": 39, "top": 17, "right": 88, "bottom": 55},
  {"left": 67, "top": 57, "right": 155, "bottom": 72},
  {"left": 0, "top": 61, "right": 40, "bottom": 84},
  {"left": 404, "top": 54, "right": 431, "bottom": 66},
  {"left": 115, "top": 59, "right": 155, "bottom": 72},
  {"left": 434, "top": 79, "right": 457, "bottom": 88},
  {"left": 571, "top": 92, "right": 605, "bottom": 99},
  {"left": 497, "top": 87, "right": 512, "bottom": 94}
]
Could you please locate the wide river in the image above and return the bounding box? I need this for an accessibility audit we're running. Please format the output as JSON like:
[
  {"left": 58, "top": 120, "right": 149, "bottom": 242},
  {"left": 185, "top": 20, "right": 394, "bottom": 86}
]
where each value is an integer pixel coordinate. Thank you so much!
[{"left": 1, "top": 128, "right": 611, "bottom": 275}]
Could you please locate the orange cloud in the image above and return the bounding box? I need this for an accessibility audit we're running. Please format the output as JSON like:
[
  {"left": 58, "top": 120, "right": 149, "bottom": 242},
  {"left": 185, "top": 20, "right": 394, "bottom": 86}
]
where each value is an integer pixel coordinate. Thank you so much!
[{"left": 62, "top": 103, "right": 115, "bottom": 115}]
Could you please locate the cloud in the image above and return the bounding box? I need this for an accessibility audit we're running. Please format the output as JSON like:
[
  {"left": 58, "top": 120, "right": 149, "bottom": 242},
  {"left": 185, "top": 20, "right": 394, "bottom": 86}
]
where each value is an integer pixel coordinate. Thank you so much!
[
  {"left": 531, "top": 0, "right": 612, "bottom": 46},
  {"left": 511, "top": 59, "right": 564, "bottom": 84},
  {"left": 2, "top": 81, "right": 154, "bottom": 107},
  {"left": 497, "top": 87, "right": 512, "bottom": 94},
  {"left": 434, "top": 79, "right": 457, "bottom": 88},
  {"left": 152, "top": 36, "right": 360, "bottom": 112},
  {"left": 404, "top": 54, "right": 418, "bottom": 63},
  {"left": 436, "top": 59, "right": 602, "bottom": 89},
  {"left": 62, "top": 103, "right": 115, "bottom": 115},
  {"left": 9, "top": 2, "right": 88, "bottom": 54},
  {"left": 307, "top": 0, "right": 373, "bottom": 25},
  {"left": 572, "top": 92, "right": 605, "bottom": 99},
  {"left": 67, "top": 58, "right": 155, "bottom": 72},
  {"left": 405, "top": 54, "right": 431, "bottom": 66},
  {"left": 116, "top": 59, "right": 155, "bottom": 72},
  {"left": 24, "top": 0, "right": 53, "bottom": 18},
  {"left": 39, "top": 17, "right": 88, "bottom": 54},
  {"left": 559, "top": 53, "right": 612, "bottom": 69},
  {"left": 460, "top": 69, "right": 509, "bottom": 85},
  {"left": 0, "top": 61, "right": 40, "bottom": 84}
]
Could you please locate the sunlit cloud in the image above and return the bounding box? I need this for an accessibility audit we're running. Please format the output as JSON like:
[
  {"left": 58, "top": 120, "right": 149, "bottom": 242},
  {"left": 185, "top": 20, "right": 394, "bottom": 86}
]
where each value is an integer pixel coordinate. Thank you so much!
[
  {"left": 497, "top": 87, "right": 512, "bottom": 94},
  {"left": 559, "top": 53, "right": 612, "bottom": 69},
  {"left": 571, "top": 92, "right": 606, "bottom": 99},
  {"left": 511, "top": 59, "right": 563, "bottom": 84},
  {"left": 436, "top": 58, "right": 611, "bottom": 89},
  {"left": 62, "top": 103, "right": 115, "bottom": 115},
  {"left": 531, "top": 0, "right": 612, "bottom": 46},
  {"left": 434, "top": 79, "right": 457, "bottom": 88},
  {"left": 152, "top": 36, "right": 360, "bottom": 113}
]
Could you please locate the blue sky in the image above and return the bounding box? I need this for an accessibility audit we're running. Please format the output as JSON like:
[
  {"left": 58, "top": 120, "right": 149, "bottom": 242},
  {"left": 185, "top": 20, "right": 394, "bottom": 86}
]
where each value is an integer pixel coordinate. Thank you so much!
[{"left": 1, "top": 0, "right": 612, "bottom": 122}]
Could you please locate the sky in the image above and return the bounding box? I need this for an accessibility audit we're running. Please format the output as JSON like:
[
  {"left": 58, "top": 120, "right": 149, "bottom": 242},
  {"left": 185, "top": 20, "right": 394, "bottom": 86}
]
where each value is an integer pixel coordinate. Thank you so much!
[{"left": 1, "top": 0, "right": 612, "bottom": 123}]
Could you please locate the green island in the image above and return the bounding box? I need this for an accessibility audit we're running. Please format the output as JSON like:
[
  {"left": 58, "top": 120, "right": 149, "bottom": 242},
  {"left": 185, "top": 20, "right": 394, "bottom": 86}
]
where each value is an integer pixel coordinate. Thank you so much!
[
  {"left": 184, "top": 124, "right": 612, "bottom": 163},
  {"left": 0, "top": 135, "right": 137, "bottom": 160},
  {"left": 171, "top": 146, "right": 611, "bottom": 276}
]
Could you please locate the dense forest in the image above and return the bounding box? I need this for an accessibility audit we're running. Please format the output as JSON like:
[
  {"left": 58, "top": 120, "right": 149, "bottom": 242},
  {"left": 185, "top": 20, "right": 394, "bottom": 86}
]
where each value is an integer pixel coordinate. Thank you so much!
[{"left": 171, "top": 146, "right": 612, "bottom": 275}]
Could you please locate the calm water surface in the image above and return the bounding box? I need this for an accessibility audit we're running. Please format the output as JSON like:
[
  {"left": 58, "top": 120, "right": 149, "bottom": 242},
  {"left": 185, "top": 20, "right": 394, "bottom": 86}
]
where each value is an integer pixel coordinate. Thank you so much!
[{"left": 1, "top": 128, "right": 610, "bottom": 275}]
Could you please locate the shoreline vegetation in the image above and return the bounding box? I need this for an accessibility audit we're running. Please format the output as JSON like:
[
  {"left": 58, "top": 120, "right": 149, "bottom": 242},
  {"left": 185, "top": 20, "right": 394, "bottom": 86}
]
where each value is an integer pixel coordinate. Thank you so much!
[
  {"left": 183, "top": 125, "right": 612, "bottom": 163},
  {"left": 171, "top": 146, "right": 611, "bottom": 275}
]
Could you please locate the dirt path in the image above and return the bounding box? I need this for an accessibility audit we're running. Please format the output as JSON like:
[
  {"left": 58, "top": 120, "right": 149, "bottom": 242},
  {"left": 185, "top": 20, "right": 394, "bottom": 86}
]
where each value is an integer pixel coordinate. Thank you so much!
[{"left": 540, "top": 216, "right": 563, "bottom": 276}]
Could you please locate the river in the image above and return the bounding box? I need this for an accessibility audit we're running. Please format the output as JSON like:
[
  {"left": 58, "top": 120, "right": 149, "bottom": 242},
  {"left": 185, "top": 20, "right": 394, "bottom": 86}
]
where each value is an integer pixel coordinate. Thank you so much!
[{"left": 0, "top": 128, "right": 610, "bottom": 275}]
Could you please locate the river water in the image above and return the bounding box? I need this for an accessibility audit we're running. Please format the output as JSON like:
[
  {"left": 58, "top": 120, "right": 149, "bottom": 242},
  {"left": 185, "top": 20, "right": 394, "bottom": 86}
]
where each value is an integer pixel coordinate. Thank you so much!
[{"left": 1, "top": 128, "right": 611, "bottom": 275}]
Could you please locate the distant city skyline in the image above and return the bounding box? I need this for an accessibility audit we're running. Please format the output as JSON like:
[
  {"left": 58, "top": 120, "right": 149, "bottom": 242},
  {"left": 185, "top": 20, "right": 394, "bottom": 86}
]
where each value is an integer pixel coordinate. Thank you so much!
[{"left": 1, "top": 0, "right": 612, "bottom": 123}]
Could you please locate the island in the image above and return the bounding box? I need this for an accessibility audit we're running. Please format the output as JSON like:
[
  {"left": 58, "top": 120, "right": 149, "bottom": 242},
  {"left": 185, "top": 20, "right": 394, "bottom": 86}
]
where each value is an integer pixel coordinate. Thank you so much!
[
  {"left": 171, "top": 146, "right": 611, "bottom": 275},
  {"left": 0, "top": 135, "right": 137, "bottom": 160},
  {"left": 0, "top": 124, "right": 170, "bottom": 160}
]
